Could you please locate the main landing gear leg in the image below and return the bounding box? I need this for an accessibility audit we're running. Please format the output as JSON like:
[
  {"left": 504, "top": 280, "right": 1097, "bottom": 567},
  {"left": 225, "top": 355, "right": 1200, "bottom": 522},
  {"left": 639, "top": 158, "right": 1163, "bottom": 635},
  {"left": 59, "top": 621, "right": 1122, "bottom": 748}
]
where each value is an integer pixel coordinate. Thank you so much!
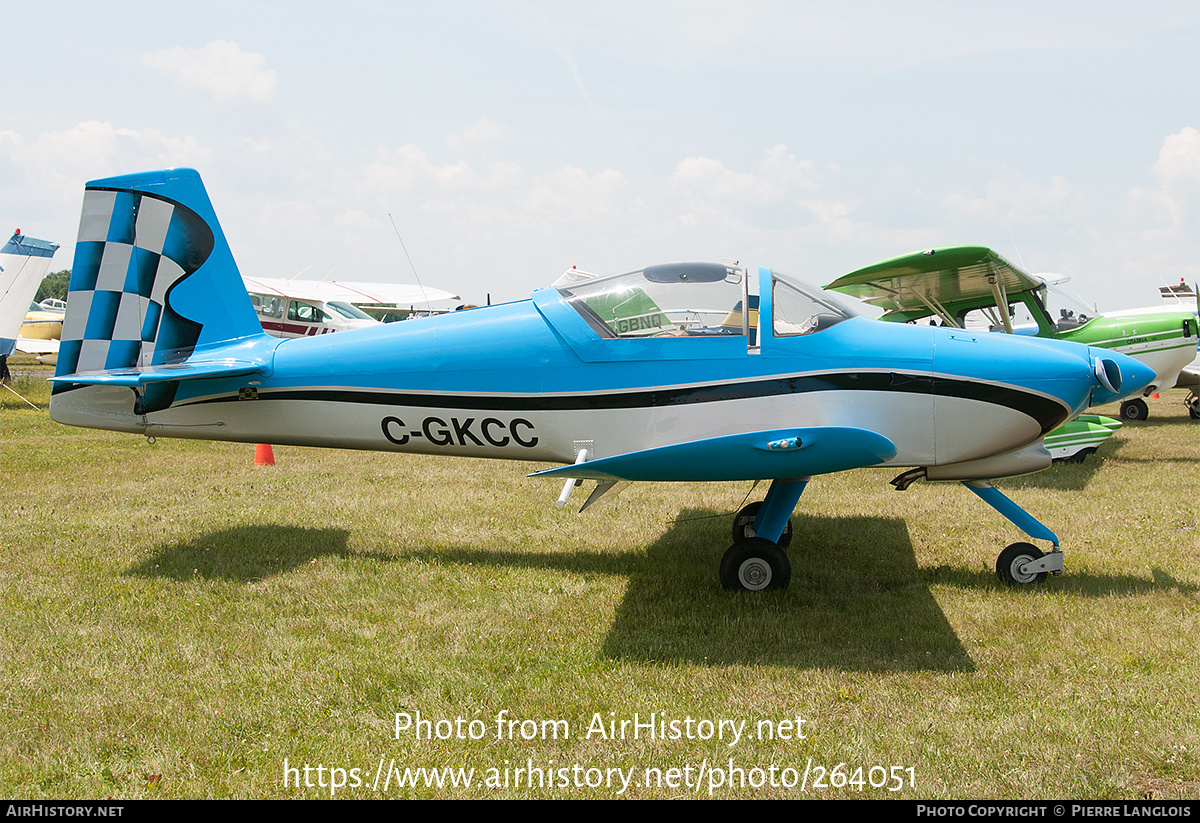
[
  {"left": 962, "top": 481, "right": 1063, "bottom": 586},
  {"left": 720, "top": 478, "right": 809, "bottom": 592}
]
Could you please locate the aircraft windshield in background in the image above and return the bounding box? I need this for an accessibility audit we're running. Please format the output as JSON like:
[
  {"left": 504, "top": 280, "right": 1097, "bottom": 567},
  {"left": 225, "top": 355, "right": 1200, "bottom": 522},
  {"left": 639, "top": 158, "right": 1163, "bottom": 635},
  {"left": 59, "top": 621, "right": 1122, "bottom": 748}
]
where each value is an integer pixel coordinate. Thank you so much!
[
  {"left": 242, "top": 276, "right": 460, "bottom": 338},
  {"left": 825, "top": 246, "right": 1197, "bottom": 425},
  {"left": 49, "top": 170, "right": 1156, "bottom": 593}
]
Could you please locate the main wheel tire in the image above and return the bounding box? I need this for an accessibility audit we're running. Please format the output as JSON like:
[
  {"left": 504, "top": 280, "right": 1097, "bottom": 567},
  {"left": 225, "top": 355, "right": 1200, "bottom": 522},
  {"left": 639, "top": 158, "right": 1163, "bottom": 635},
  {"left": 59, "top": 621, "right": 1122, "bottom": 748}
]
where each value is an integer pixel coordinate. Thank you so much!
[
  {"left": 1120, "top": 398, "right": 1149, "bottom": 421},
  {"left": 996, "top": 542, "right": 1048, "bottom": 586},
  {"left": 731, "top": 501, "right": 793, "bottom": 548},
  {"left": 720, "top": 539, "right": 791, "bottom": 592}
]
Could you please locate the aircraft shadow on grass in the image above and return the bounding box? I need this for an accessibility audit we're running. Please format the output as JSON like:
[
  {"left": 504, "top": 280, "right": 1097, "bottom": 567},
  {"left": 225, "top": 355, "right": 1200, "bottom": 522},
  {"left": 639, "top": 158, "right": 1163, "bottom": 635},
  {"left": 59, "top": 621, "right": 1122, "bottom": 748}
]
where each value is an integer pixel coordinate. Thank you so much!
[
  {"left": 372, "top": 511, "right": 977, "bottom": 672},
  {"left": 917, "top": 564, "right": 1197, "bottom": 600},
  {"left": 125, "top": 515, "right": 972, "bottom": 671},
  {"left": 126, "top": 525, "right": 360, "bottom": 582},
  {"left": 125, "top": 513, "right": 1196, "bottom": 671},
  {"left": 599, "top": 511, "right": 975, "bottom": 672}
]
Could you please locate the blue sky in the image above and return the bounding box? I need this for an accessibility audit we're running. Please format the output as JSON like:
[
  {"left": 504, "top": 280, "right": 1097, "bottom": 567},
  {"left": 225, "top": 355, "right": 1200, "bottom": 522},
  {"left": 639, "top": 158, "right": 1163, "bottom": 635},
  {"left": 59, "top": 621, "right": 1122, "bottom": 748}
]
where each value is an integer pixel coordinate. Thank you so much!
[{"left": 2, "top": 0, "right": 1197, "bottom": 313}]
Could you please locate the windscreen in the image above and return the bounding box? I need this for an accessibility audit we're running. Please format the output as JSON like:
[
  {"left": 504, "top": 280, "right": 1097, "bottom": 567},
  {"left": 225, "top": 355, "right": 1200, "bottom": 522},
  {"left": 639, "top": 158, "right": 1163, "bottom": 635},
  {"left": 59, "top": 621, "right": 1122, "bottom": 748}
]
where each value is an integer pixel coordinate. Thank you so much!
[
  {"left": 772, "top": 272, "right": 856, "bottom": 336},
  {"left": 557, "top": 262, "right": 751, "bottom": 339}
]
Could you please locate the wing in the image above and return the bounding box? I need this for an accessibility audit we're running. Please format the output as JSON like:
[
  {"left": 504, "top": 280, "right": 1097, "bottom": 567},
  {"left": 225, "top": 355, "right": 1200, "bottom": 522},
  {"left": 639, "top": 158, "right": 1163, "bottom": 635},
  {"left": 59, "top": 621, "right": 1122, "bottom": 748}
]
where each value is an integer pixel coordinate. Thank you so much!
[
  {"left": 824, "top": 246, "right": 1048, "bottom": 324},
  {"left": 1173, "top": 355, "right": 1200, "bottom": 390},
  {"left": 243, "top": 276, "right": 459, "bottom": 306},
  {"left": 530, "top": 426, "right": 897, "bottom": 483}
]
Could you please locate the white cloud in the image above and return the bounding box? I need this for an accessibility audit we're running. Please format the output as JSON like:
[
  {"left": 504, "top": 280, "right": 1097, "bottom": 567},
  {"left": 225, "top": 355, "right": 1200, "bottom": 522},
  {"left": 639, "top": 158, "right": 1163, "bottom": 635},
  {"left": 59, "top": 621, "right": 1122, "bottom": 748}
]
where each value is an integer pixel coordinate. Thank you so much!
[
  {"left": 356, "top": 144, "right": 630, "bottom": 237},
  {"left": 1124, "top": 128, "right": 1200, "bottom": 234},
  {"left": 1, "top": 121, "right": 211, "bottom": 207},
  {"left": 333, "top": 209, "right": 378, "bottom": 232},
  {"left": 942, "top": 167, "right": 1086, "bottom": 226},
  {"left": 361, "top": 145, "right": 481, "bottom": 195},
  {"left": 672, "top": 145, "right": 822, "bottom": 203},
  {"left": 669, "top": 145, "right": 830, "bottom": 236},
  {"left": 447, "top": 118, "right": 506, "bottom": 150},
  {"left": 140, "top": 40, "right": 277, "bottom": 103},
  {"left": 1153, "top": 127, "right": 1200, "bottom": 183},
  {"left": 517, "top": 166, "right": 629, "bottom": 227},
  {"left": 1107, "top": 127, "right": 1200, "bottom": 298},
  {"left": 1139, "top": 126, "right": 1200, "bottom": 231}
]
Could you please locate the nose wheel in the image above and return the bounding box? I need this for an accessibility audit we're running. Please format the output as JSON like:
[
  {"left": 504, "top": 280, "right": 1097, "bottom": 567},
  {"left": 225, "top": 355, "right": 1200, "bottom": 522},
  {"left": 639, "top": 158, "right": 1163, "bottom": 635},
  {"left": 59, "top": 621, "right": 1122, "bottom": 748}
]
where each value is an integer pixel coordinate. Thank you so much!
[{"left": 995, "top": 542, "right": 1056, "bottom": 585}]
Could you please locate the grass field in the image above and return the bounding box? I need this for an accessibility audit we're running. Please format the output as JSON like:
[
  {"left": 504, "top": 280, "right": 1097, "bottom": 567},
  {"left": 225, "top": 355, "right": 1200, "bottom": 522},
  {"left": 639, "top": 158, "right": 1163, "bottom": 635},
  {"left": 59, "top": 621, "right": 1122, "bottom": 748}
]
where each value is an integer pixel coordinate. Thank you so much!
[{"left": 1, "top": 356, "right": 1197, "bottom": 799}]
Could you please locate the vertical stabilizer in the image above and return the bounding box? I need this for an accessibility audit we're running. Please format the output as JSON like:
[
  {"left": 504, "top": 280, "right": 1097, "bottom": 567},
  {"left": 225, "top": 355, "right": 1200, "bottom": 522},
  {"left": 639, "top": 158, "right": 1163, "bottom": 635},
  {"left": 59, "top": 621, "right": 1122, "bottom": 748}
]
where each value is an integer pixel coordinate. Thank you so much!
[
  {"left": 0, "top": 231, "right": 59, "bottom": 357},
  {"left": 55, "top": 169, "right": 263, "bottom": 384}
]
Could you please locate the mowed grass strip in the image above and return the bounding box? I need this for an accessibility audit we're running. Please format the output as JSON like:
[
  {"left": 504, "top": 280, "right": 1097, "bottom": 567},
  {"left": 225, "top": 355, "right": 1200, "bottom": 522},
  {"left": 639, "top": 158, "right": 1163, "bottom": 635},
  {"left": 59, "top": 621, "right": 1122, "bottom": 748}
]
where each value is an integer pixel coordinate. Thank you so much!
[{"left": 1, "top": 362, "right": 1196, "bottom": 799}]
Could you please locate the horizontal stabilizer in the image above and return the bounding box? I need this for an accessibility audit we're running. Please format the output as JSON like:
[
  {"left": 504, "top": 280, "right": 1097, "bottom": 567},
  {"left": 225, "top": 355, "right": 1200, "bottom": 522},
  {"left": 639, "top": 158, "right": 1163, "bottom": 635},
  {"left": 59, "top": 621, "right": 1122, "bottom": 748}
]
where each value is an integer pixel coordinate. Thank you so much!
[
  {"left": 530, "top": 426, "right": 897, "bottom": 482},
  {"left": 50, "top": 357, "right": 266, "bottom": 388}
]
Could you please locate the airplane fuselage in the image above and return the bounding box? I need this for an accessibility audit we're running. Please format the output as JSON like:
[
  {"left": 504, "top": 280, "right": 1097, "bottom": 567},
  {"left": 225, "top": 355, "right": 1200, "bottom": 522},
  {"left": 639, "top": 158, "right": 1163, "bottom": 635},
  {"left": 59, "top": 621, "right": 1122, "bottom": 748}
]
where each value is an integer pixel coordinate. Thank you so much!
[{"left": 51, "top": 273, "right": 1108, "bottom": 481}]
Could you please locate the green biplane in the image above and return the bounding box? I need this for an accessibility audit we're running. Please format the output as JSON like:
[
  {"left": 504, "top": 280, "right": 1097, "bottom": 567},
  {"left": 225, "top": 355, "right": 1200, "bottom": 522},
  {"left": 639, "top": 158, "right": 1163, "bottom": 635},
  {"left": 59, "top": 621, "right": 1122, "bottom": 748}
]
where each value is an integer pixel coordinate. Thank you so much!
[
  {"left": 826, "top": 247, "right": 1198, "bottom": 460},
  {"left": 827, "top": 246, "right": 1196, "bottom": 417}
]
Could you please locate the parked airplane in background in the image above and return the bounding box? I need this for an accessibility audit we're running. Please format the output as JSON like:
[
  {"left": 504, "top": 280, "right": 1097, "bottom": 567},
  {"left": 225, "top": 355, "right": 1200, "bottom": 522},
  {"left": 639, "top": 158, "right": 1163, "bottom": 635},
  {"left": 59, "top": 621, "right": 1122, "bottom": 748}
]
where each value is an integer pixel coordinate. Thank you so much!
[
  {"left": 20, "top": 300, "right": 63, "bottom": 340},
  {"left": 13, "top": 300, "right": 64, "bottom": 365},
  {"left": 825, "top": 246, "right": 1197, "bottom": 423},
  {"left": 1113, "top": 279, "right": 1199, "bottom": 420},
  {"left": 1044, "top": 414, "right": 1121, "bottom": 463},
  {"left": 49, "top": 170, "right": 1156, "bottom": 592},
  {"left": 1, "top": 230, "right": 60, "bottom": 371},
  {"left": 243, "top": 276, "right": 460, "bottom": 339}
]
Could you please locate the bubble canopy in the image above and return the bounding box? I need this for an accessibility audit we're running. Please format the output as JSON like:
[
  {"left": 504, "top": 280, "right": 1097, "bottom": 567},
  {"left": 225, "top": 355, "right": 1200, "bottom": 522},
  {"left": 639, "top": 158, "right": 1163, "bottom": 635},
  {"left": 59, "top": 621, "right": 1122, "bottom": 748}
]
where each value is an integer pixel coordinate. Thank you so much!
[{"left": 553, "top": 262, "right": 855, "bottom": 341}]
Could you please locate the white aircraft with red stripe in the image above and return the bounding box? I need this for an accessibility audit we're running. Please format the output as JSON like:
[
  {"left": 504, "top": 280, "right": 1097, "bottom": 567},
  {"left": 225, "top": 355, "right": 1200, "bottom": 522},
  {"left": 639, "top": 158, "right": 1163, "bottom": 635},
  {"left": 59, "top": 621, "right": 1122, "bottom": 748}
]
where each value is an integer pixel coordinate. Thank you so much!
[{"left": 243, "top": 275, "right": 459, "bottom": 338}]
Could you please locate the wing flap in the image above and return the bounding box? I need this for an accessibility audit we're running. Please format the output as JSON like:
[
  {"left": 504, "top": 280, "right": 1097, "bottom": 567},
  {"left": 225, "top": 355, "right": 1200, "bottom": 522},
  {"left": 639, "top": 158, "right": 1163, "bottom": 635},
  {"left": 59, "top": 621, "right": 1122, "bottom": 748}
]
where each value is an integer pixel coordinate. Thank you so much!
[
  {"left": 530, "top": 426, "right": 897, "bottom": 482},
  {"left": 14, "top": 337, "right": 60, "bottom": 355}
]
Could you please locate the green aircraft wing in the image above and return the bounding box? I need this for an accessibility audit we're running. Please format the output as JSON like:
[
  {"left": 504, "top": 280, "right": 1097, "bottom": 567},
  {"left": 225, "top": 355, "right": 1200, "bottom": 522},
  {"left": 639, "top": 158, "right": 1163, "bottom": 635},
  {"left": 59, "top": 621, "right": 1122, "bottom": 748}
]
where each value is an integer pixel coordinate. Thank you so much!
[{"left": 824, "top": 245, "right": 1049, "bottom": 331}]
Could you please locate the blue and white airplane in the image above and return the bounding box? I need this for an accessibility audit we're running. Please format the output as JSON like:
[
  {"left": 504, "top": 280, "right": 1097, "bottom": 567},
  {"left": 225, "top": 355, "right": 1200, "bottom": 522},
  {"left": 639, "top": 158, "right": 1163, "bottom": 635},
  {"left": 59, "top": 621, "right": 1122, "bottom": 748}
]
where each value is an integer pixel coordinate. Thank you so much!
[{"left": 49, "top": 169, "right": 1156, "bottom": 592}]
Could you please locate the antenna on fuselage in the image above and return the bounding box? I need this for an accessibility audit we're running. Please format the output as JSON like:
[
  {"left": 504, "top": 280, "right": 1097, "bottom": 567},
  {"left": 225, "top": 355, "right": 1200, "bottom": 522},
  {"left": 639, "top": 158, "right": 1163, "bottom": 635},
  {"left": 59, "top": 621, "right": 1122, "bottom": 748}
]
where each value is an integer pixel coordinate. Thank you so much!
[
  {"left": 388, "top": 214, "right": 434, "bottom": 319},
  {"left": 285, "top": 266, "right": 312, "bottom": 285}
]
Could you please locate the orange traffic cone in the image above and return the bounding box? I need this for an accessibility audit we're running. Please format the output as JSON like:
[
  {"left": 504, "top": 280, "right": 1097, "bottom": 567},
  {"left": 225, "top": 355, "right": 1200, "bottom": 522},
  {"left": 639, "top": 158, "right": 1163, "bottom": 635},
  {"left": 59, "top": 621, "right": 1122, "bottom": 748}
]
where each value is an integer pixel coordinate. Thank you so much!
[{"left": 254, "top": 444, "right": 275, "bottom": 466}]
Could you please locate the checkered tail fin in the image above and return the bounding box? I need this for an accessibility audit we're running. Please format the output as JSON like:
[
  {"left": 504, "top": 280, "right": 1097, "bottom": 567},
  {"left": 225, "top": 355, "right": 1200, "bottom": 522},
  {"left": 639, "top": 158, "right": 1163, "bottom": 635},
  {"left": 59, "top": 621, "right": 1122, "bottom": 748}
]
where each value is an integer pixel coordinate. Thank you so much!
[{"left": 54, "top": 169, "right": 266, "bottom": 393}]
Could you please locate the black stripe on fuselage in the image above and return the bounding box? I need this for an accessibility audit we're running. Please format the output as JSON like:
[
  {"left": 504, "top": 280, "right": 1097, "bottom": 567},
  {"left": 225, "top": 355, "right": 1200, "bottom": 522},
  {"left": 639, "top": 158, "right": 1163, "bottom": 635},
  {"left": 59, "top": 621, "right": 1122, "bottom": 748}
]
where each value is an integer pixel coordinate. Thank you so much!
[{"left": 180, "top": 371, "right": 1070, "bottom": 434}]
